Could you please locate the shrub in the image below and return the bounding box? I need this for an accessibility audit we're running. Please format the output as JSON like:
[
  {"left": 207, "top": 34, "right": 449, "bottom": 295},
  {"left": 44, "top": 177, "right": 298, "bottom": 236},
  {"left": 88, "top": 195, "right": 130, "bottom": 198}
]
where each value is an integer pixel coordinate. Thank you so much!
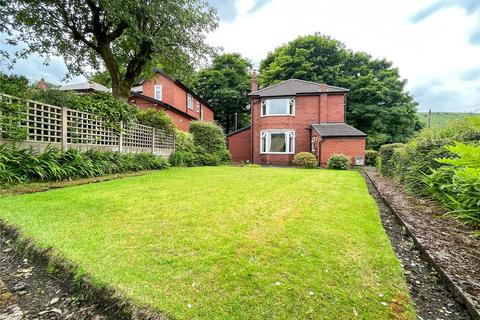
[
  {"left": 327, "top": 154, "right": 350, "bottom": 170},
  {"left": 136, "top": 108, "right": 175, "bottom": 133},
  {"left": 0, "top": 72, "right": 29, "bottom": 97},
  {"left": 189, "top": 121, "right": 227, "bottom": 154},
  {"left": 377, "top": 143, "right": 406, "bottom": 177},
  {"left": 292, "top": 152, "right": 317, "bottom": 168},
  {"left": 364, "top": 150, "right": 378, "bottom": 166},
  {"left": 0, "top": 145, "right": 169, "bottom": 185},
  {"left": 424, "top": 142, "right": 480, "bottom": 229}
]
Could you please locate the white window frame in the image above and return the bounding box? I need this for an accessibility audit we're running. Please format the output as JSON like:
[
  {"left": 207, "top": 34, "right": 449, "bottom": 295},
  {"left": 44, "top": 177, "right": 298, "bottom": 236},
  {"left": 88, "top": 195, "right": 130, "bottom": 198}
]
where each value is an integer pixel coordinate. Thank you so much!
[
  {"left": 260, "top": 129, "right": 295, "bottom": 154},
  {"left": 261, "top": 98, "right": 295, "bottom": 117},
  {"left": 154, "top": 85, "right": 162, "bottom": 100},
  {"left": 187, "top": 94, "right": 194, "bottom": 110},
  {"left": 196, "top": 101, "right": 201, "bottom": 113},
  {"left": 311, "top": 136, "right": 317, "bottom": 153}
]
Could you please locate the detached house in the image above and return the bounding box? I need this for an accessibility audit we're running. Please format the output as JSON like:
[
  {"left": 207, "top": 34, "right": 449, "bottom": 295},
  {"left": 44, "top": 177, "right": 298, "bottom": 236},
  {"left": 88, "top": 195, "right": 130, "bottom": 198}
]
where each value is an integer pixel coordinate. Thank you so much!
[
  {"left": 128, "top": 69, "right": 214, "bottom": 131},
  {"left": 227, "top": 73, "right": 366, "bottom": 166}
]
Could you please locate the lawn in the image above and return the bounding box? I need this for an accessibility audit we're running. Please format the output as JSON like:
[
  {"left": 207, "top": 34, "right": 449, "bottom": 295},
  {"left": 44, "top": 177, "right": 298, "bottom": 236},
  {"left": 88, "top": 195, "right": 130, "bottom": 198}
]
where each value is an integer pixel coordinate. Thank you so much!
[{"left": 0, "top": 166, "right": 415, "bottom": 319}]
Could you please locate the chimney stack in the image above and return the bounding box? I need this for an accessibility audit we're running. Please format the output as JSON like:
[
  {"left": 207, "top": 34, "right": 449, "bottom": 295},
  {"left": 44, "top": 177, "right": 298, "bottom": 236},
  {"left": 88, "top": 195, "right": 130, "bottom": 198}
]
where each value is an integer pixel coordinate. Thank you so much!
[
  {"left": 251, "top": 70, "right": 258, "bottom": 92},
  {"left": 37, "top": 78, "right": 48, "bottom": 90}
]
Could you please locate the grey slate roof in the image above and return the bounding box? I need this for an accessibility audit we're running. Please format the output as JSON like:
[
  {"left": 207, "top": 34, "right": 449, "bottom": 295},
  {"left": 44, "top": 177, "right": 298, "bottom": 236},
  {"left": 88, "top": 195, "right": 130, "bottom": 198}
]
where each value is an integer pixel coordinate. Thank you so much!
[
  {"left": 59, "top": 82, "right": 111, "bottom": 93},
  {"left": 249, "top": 79, "right": 349, "bottom": 97},
  {"left": 311, "top": 123, "right": 366, "bottom": 137}
]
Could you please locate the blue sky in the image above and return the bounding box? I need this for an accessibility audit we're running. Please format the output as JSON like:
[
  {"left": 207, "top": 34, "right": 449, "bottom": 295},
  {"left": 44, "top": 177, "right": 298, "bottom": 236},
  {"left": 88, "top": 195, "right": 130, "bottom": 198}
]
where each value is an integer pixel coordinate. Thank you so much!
[{"left": 2, "top": 0, "right": 480, "bottom": 113}]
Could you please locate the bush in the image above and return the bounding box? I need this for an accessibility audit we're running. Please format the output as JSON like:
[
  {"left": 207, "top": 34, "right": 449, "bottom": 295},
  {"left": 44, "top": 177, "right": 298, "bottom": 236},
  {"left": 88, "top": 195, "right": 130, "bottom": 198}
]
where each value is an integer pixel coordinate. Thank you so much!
[
  {"left": 424, "top": 142, "right": 480, "bottom": 229},
  {"left": 0, "top": 145, "right": 169, "bottom": 185},
  {"left": 170, "top": 122, "right": 231, "bottom": 167},
  {"left": 136, "top": 108, "right": 175, "bottom": 133},
  {"left": 292, "top": 152, "right": 317, "bottom": 168},
  {"left": 377, "top": 143, "right": 406, "bottom": 177},
  {"left": 0, "top": 72, "right": 29, "bottom": 97},
  {"left": 364, "top": 150, "right": 378, "bottom": 166},
  {"left": 327, "top": 154, "right": 351, "bottom": 170}
]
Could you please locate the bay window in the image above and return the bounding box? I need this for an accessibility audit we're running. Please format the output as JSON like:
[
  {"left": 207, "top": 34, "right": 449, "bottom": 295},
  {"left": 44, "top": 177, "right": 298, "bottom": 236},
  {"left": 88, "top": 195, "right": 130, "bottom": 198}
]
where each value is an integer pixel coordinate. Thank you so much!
[
  {"left": 261, "top": 98, "right": 295, "bottom": 116},
  {"left": 260, "top": 130, "right": 295, "bottom": 154}
]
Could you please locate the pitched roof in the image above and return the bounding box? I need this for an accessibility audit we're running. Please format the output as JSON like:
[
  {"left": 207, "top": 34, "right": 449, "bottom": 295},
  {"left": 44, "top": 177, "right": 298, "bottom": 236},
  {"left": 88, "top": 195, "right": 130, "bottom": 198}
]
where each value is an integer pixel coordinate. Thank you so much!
[
  {"left": 130, "top": 92, "right": 196, "bottom": 120},
  {"left": 226, "top": 125, "right": 251, "bottom": 137},
  {"left": 311, "top": 123, "right": 366, "bottom": 137},
  {"left": 249, "top": 79, "right": 349, "bottom": 97},
  {"left": 59, "top": 82, "right": 111, "bottom": 93}
]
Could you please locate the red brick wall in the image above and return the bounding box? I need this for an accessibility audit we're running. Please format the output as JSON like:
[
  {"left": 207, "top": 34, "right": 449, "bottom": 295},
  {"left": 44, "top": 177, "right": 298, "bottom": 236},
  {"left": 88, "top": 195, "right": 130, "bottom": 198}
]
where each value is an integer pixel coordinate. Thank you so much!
[
  {"left": 129, "top": 96, "right": 191, "bottom": 131},
  {"left": 141, "top": 73, "right": 214, "bottom": 122},
  {"left": 251, "top": 94, "right": 347, "bottom": 164},
  {"left": 227, "top": 128, "right": 251, "bottom": 162},
  {"left": 319, "top": 137, "right": 366, "bottom": 166}
]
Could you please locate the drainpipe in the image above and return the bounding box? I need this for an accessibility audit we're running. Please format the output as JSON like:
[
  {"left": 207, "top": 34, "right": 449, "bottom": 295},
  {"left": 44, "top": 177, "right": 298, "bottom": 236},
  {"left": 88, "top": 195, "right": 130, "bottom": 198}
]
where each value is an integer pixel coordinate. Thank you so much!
[{"left": 344, "top": 93, "right": 348, "bottom": 123}]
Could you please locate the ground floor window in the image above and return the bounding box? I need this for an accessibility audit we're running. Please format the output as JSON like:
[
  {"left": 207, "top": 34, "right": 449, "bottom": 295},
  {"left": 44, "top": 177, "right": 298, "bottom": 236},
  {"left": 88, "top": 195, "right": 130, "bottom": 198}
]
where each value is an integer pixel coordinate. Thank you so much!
[
  {"left": 260, "top": 130, "right": 295, "bottom": 154},
  {"left": 311, "top": 136, "right": 317, "bottom": 152}
]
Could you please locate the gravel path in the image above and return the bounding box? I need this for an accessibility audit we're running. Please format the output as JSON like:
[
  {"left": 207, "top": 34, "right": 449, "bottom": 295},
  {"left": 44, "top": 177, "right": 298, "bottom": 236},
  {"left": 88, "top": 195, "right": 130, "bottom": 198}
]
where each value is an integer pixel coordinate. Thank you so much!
[
  {"left": 0, "top": 234, "right": 110, "bottom": 320},
  {"left": 362, "top": 169, "right": 472, "bottom": 320}
]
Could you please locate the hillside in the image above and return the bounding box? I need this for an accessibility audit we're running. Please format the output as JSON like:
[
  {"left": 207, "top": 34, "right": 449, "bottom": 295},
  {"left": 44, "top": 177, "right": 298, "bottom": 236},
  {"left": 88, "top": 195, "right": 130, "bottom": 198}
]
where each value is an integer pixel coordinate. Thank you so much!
[{"left": 418, "top": 112, "right": 480, "bottom": 128}]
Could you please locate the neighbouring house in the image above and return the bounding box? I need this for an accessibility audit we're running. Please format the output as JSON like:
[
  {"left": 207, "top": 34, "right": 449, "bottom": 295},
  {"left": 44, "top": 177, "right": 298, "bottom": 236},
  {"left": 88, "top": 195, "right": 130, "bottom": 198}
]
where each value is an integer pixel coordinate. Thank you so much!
[
  {"left": 128, "top": 69, "right": 214, "bottom": 131},
  {"left": 227, "top": 72, "right": 366, "bottom": 166},
  {"left": 59, "top": 81, "right": 111, "bottom": 93}
]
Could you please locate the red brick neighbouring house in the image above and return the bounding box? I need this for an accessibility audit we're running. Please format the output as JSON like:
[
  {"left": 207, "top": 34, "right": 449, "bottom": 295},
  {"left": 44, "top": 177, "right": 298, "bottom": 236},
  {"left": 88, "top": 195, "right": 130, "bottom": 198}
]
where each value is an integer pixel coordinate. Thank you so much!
[
  {"left": 128, "top": 69, "right": 214, "bottom": 131},
  {"left": 227, "top": 75, "right": 366, "bottom": 166}
]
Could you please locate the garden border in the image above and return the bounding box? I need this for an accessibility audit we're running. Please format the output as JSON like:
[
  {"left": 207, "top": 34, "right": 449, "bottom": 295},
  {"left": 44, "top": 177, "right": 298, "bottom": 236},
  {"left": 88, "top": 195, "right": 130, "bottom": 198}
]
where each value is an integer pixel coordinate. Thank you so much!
[
  {"left": 0, "top": 220, "right": 169, "bottom": 320},
  {"left": 363, "top": 170, "right": 480, "bottom": 320}
]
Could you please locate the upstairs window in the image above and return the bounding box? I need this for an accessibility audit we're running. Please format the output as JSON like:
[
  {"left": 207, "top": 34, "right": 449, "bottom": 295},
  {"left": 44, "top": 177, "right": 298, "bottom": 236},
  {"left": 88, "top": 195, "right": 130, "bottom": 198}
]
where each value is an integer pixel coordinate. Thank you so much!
[
  {"left": 261, "top": 98, "right": 295, "bottom": 116},
  {"left": 154, "top": 85, "right": 162, "bottom": 100},
  {"left": 197, "top": 101, "right": 201, "bottom": 113},
  {"left": 260, "top": 130, "right": 295, "bottom": 154},
  {"left": 187, "top": 94, "right": 193, "bottom": 109}
]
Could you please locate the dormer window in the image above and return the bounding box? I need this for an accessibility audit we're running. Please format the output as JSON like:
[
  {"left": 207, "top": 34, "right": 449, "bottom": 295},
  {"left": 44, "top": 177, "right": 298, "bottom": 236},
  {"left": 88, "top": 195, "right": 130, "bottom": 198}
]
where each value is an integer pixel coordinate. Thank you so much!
[{"left": 261, "top": 98, "right": 295, "bottom": 116}]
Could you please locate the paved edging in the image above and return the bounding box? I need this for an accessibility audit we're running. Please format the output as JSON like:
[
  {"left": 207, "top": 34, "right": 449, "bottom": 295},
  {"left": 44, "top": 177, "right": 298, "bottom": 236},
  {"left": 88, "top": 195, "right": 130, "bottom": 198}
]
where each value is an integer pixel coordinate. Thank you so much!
[
  {"left": 0, "top": 220, "right": 169, "bottom": 320},
  {"left": 364, "top": 170, "right": 480, "bottom": 320}
]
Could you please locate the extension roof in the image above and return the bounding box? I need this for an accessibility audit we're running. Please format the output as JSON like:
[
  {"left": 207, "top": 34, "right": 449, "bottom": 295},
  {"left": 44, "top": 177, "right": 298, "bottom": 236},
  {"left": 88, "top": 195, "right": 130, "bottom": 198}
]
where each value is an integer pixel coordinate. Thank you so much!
[{"left": 311, "top": 123, "right": 366, "bottom": 138}]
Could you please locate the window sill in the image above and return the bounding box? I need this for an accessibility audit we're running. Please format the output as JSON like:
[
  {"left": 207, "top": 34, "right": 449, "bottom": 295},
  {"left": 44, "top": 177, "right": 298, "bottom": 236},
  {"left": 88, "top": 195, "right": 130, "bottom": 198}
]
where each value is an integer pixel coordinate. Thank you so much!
[
  {"left": 260, "top": 114, "right": 295, "bottom": 117},
  {"left": 260, "top": 152, "right": 295, "bottom": 155}
]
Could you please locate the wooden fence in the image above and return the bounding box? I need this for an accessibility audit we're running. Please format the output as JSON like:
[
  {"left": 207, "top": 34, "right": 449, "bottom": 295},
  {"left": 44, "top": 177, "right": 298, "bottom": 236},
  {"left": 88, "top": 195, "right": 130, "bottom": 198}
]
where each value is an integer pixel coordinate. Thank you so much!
[{"left": 0, "top": 93, "right": 175, "bottom": 157}]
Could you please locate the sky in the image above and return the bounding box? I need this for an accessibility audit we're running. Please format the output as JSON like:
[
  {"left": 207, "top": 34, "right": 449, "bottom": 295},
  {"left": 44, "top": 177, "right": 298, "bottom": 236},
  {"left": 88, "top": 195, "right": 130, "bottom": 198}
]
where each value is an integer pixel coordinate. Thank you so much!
[{"left": 1, "top": 0, "right": 480, "bottom": 113}]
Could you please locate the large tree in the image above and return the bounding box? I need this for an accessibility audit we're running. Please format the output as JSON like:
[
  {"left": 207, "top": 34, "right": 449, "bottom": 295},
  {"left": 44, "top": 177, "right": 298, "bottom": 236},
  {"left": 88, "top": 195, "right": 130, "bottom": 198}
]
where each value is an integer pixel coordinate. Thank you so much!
[
  {"left": 1, "top": 0, "right": 218, "bottom": 98},
  {"left": 193, "top": 53, "right": 252, "bottom": 133},
  {"left": 259, "top": 33, "right": 423, "bottom": 148}
]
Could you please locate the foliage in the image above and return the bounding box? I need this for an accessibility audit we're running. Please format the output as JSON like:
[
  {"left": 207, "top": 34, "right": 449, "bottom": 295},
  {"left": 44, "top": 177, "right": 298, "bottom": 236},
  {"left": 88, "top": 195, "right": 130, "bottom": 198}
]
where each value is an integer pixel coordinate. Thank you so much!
[
  {"left": 258, "top": 33, "right": 423, "bottom": 149},
  {"left": 424, "top": 142, "right": 480, "bottom": 229},
  {"left": 0, "top": 145, "right": 168, "bottom": 185},
  {"left": 0, "top": 72, "right": 29, "bottom": 97},
  {"left": 0, "top": 99, "right": 28, "bottom": 140},
  {"left": 377, "top": 143, "right": 406, "bottom": 177},
  {"left": 136, "top": 109, "right": 175, "bottom": 133},
  {"left": 0, "top": 167, "right": 416, "bottom": 319},
  {"left": 292, "top": 152, "right": 318, "bottom": 168},
  {"left": 193, "top": 53, "right": 252, "bottom": 133},
  {"left": 327, "top": 154, "right": 351, "bottom": 170},
  {"left": 364, "top": 150, "right": 378, "bottom": 166},
  {"left": 2, "top": 0, "right": 218, "bottom": 98},
  {"left": 169, "top": 122, "right": 231, "bottom": 167}
]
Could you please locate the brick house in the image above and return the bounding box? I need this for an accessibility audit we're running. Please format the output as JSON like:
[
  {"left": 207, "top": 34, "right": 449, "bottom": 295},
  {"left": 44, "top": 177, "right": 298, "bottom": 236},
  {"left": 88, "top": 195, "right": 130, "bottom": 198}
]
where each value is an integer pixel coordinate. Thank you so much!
[
  {"left": 128, "top": 69, "right": 214, "bottom": 131},
  {"left": 227, "top": 74, "right": 366, "bottom": 166}
]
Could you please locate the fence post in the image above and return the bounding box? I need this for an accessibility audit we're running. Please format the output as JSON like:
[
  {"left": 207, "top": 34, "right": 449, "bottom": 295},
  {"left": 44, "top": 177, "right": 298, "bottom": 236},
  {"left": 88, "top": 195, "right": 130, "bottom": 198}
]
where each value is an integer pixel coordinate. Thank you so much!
[
  {"left": 151, "top": 127, "right": 155, "bottom": 154},
  {"left": 118, "top": 121, "right": 123, "bottom": 153},
  {"left": 61, "top": 107, "right": 68, "bottom": 152}
]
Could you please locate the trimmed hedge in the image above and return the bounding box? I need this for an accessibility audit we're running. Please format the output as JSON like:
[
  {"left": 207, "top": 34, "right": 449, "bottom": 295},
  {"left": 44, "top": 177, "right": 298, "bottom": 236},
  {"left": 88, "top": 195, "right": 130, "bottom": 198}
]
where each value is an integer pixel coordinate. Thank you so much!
[
  {"left": 292, "top": 152, "right": 317, "bottom": 168},
  {"left": 169, "top": 122, "right": 231, "bottom": 167},
  {"left": 327, "top": 154, "right": 350, "bottom": 170},
  {"left": 377, "top": 143, "right": 405, "bottom": 177},
  {"left": 0, "top": 145, "right": 169, "bottom": 185},
  {"left": 364, "top": 150, "right": 378, "bottom": 166}
]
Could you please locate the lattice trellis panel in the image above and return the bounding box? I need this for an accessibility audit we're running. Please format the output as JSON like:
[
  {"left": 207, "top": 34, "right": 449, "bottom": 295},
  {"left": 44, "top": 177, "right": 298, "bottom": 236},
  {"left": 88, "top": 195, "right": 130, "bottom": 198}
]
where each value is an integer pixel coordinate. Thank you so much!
[
  {"left": 67, "top": 109, "right": 118, "bottom": 145},
  {"left": 154, "top": 130, "right": 175, "bottom": 149},
  {"left": 26, "top": 101, "right": 62, "bottom": 143},
  {"left": 123, "top": 123, "right": 153, "bottom": 148}
]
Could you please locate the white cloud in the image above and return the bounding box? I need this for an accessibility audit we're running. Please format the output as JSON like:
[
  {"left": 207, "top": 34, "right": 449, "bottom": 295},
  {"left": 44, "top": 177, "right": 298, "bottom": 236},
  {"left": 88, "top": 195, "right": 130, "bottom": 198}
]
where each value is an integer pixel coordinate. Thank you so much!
[{"left": 208, "top": 0, "right": 480, "bottom": 112}]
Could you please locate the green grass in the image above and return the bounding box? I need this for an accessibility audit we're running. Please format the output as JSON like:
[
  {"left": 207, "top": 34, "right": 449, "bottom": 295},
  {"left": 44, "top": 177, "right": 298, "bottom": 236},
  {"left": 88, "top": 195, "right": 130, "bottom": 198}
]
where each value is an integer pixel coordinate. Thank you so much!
[
  {"left": 418, "top": 112, "right": 480, "bottom": 128},
  {"left": 0, "top": 167, "right": 415, "bottom": 319}
]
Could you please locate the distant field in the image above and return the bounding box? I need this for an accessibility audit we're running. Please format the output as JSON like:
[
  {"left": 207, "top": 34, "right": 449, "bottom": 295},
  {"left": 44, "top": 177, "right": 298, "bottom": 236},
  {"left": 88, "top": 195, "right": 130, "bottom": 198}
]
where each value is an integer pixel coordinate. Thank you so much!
[{"left": 418, "top": 112, "right": 480, "bottom": 128}]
